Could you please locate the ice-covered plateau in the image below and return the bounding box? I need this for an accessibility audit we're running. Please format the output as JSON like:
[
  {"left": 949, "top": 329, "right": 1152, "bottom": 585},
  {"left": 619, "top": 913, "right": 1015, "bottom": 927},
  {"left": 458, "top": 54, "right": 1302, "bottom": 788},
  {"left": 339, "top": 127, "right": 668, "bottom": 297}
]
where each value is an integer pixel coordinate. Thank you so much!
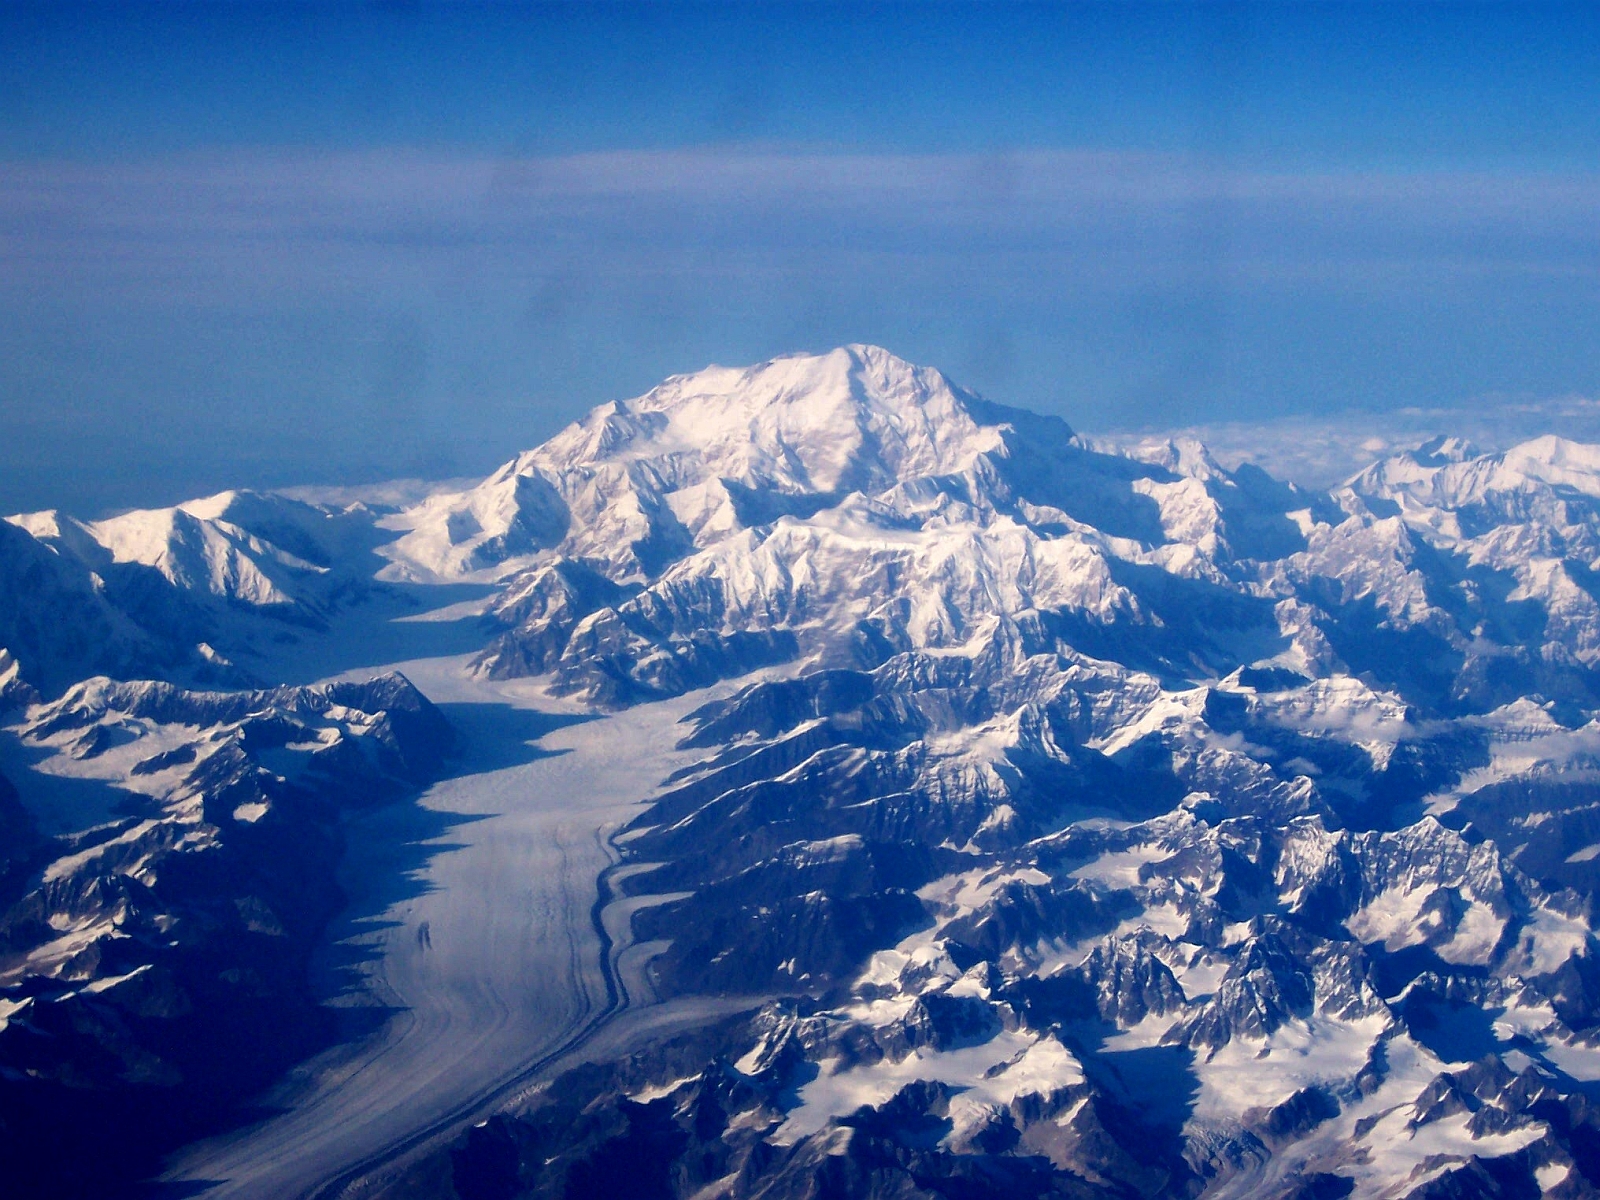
[{"left": 9, "top": 346, "right": 1600, "bottom": 1198}]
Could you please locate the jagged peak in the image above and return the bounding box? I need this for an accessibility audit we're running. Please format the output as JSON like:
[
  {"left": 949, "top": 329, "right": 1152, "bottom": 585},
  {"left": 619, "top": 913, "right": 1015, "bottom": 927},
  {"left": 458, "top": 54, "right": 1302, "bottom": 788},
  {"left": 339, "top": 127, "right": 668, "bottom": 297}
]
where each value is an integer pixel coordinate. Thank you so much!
[
  {"left": 1106, "top": 433, "right": 1230, "bottom": 482},
  {"left": 491, "top": 346, "right": 1005, "bottom": 489},
  {"left": 5, "top": 508, "right": 73, "bottom": 539},
  {"left": 1411, "top": 434, "right": 1481, "bottom": 466},
  {"left": 643, "top": 343, "right": 946, "bottom": 405},
  {"left": 1349, "top": 431, "right": 1600, "bottom": 506},
  {"left": 384, "top": 347, "right": 1029, "bottom": 582},
  {"left": 28, "top": 670, "right": 431, "bottom": 737}
]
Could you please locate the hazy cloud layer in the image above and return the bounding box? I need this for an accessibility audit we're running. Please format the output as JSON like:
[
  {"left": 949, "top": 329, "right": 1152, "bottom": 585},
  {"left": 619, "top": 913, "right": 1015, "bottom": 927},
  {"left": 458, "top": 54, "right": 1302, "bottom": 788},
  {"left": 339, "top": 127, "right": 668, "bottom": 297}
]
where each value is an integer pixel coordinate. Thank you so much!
[
  {"left": 3, "top": 147, "right": 1597, "bottom": 514},
  {"left": 6, "top": 148, "right": 1596, "bottom": 293},
  {"left": 1097, "top": 393, "right": 1600, "bottom": 490}
]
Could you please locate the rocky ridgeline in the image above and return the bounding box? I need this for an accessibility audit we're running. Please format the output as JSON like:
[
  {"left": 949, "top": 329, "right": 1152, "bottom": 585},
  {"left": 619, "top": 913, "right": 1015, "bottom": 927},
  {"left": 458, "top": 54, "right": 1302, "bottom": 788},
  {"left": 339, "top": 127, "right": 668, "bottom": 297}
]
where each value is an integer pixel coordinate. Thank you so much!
[
  {"left": 10, "top": 347, "right": 1600, "bottom": 1197},
  {"left": 416, "top": 653, "right": 1600, "bottom": 1198},
  {"left": 381, "top": 350, "right": 1600, "bottom": 1199},
  {"left": 0, "top": 673, "right": 451, "bottom": 1195},
  {"left": 0, "top": 489, "right": 393, "bottom": 694}
]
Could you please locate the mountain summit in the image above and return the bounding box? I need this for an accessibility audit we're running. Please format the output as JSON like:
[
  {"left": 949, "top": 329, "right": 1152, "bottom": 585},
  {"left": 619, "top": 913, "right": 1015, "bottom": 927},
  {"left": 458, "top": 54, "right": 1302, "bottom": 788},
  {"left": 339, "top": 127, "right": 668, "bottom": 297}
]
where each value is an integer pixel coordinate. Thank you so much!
[
  {"left": 9, "top": 348, "right": 1600, "bottom": 1199},
  {"left": 381, "top": 345, "right": 1013, "bottom": 583}
]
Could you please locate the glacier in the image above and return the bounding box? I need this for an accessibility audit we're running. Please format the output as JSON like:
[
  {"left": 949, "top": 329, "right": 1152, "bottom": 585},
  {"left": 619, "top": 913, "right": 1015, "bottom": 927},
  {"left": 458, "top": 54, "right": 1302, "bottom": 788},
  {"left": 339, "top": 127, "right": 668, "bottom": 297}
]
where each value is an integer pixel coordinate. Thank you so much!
[{"left": 6, "top": 346, "right": 1600, "bottom": 1198}]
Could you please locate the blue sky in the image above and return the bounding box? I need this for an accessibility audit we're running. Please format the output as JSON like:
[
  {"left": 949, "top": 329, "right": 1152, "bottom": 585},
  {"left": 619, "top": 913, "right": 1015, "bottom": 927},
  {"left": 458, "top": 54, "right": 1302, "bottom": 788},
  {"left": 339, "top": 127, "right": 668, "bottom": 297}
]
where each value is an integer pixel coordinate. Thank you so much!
[{"left": 3, "top": 2, "right": 1598, "bottom": 513}]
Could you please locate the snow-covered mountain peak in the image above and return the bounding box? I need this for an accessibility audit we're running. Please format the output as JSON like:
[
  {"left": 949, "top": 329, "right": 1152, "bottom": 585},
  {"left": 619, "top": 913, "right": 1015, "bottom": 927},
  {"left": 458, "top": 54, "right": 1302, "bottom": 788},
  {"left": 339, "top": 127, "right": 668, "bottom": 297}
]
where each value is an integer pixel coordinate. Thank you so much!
[
  {"left": 381, "top": 346, "right": 1016, "bottom": 583},
  {"left": 1411, "top": 434, "right": 1481, "bottom": 467},
  {"left": 1500, "top": 434, "right": 1600, "bottom": 493},
  {"left": 8, "top": 491, "right": 337, "bottom": 613},
  {"left": 1351, "top": 433, "right": 1600, "bottom": 507},
  {"left": 530, "top": 343, "right": 1002, "bottom": 492},
  {"left": 18, "top": 349, "right": 1600, "bottom": 1197},
  {"left": 0, "top": 488, "right": 392, "bottom": 695},
  {"left": 1108, "top": 433, "right": 1230, "bottom": 482}
]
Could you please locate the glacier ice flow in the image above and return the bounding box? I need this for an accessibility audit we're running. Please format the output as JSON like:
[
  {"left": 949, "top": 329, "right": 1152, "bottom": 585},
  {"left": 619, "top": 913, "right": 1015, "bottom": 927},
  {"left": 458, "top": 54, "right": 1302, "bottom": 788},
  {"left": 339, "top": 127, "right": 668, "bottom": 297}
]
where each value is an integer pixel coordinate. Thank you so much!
[{"left": 7, "top": 346, "right": 1600, "bottom": 1197}]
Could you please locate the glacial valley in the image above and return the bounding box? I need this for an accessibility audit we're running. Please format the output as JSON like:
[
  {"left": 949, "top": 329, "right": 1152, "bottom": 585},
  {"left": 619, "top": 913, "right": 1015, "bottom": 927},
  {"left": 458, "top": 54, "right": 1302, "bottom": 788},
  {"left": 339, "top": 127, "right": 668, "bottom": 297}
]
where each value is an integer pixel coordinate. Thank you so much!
[{"left": 7, "top": 346, "right": 1600, "bottom": 1199}]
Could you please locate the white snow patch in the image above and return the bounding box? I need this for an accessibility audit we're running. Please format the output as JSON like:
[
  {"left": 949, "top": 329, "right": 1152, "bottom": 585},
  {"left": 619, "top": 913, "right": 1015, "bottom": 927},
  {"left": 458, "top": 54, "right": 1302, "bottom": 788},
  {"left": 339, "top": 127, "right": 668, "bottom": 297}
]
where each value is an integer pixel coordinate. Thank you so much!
[
  {"left": 1542, "top": 1037, "right": 1600, "bottom": 1082},
  {"left": 1511, "top": 908, "right": 1590, "bottom": 976},
  {"left": 629, "top": 1074, "right": 702, "bottom": 1104},
  {"left": 1069, "top": 845, "right": 1173, "bottom": 889},
  {"left": 1188, "top": 1014, "right": 1390, "bottom": 1124},
  {"left": 775, "top": 1031, "right": 1082, "bottom": 1143},
  {"left": 1425, "top": 711, "right": 1600, "bottom": 816},
  {"left": 1537, "top": 1163, "right": 1571, "bottom": 1191},
  {"left": 917, "top": 865, "right": 1051, "bottom": 915}
]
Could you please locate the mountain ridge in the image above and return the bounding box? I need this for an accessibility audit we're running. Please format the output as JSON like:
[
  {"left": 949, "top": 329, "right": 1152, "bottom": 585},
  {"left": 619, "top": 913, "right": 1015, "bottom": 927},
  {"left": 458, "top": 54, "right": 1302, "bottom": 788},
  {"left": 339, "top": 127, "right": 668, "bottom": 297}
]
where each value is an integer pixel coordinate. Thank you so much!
[{"left": 8, "top": 347, "right": 1600, "bottom": 1198}]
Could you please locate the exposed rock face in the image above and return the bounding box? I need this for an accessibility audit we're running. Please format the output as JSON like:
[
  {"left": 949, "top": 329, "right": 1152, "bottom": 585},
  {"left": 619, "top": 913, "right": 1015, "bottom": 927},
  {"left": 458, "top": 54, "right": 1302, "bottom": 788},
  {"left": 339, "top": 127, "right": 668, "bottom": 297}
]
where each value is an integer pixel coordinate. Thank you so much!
[
  {"left": 0, "top": 673, "right": 452, "bottom": 1196},
  {"left": 377, "top": 348, "right": 1600, "bottom": 736},
  {"left": 16, "top": 347, "right": 1600, "bottom": 1197},
  {"left": 436, "top": 347, "right": 1335, "bottom": 707},
  {"left": 372, "top": 350, "right": 1600, "bottom": 1200},
  {"left": 0, "top": 647, "right": 37, "bottom": 710}
]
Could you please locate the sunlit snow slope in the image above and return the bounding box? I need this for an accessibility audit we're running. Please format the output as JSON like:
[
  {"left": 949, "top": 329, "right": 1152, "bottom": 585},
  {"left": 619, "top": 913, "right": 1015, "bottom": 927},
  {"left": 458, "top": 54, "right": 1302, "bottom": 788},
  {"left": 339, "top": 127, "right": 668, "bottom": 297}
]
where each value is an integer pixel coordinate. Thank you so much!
[{"left": 9, "top": 347, "right": 1600, "bottom": 1199}]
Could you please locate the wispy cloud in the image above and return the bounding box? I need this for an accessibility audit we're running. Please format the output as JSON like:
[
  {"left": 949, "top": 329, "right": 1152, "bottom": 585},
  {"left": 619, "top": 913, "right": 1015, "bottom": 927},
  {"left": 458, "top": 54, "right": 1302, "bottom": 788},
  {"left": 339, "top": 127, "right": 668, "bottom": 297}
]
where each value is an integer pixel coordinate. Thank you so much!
[
  {"left": 3, "top": 145, "right": 1597, "bottom": 516},
  {"left": 3, "top": 147, "right": 1596, "bottom": 299}
]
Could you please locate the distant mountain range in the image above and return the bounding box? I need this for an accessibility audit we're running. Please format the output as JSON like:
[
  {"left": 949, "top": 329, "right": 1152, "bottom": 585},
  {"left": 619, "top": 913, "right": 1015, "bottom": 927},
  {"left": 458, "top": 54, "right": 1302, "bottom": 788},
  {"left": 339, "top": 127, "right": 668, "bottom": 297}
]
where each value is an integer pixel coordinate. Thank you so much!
[{"left": 8, "top": 346, "right": 1600, "bottom": 1198}]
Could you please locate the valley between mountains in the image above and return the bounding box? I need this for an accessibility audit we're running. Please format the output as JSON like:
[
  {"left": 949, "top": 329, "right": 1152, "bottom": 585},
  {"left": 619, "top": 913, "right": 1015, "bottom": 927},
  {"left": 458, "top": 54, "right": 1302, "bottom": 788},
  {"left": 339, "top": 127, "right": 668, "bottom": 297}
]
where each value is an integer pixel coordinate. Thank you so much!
[{"left": 9, "top": 346, "right": 1600, "bottom": 1198}]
